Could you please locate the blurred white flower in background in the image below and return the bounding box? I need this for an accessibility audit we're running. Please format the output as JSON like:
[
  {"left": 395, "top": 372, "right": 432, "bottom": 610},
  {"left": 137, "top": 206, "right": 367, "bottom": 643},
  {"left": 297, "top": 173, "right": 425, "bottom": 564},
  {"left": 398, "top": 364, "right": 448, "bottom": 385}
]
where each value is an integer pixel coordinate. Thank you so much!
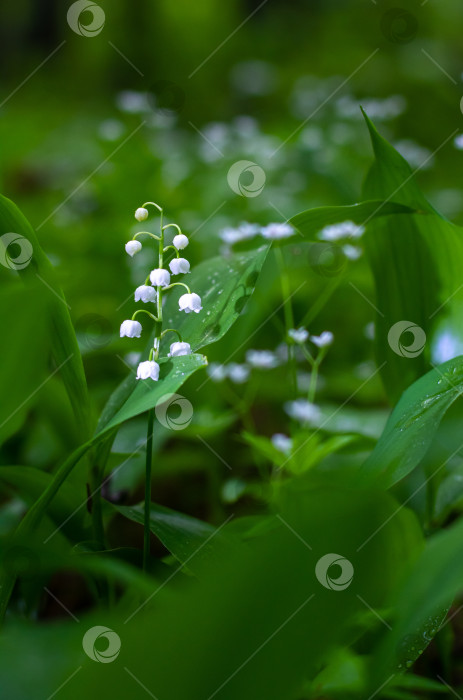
[
  {"left": 271, "top": 433, "right": 293, "bottom": 454},
  {"left": 285, "top": 399, "right": 321, "bottom": 424},
  {"left": 318, "top": 221, "right": 364, "bottom": 242},
  {"left": 246, "top": 349, "right": 280, "bottom": 369}
]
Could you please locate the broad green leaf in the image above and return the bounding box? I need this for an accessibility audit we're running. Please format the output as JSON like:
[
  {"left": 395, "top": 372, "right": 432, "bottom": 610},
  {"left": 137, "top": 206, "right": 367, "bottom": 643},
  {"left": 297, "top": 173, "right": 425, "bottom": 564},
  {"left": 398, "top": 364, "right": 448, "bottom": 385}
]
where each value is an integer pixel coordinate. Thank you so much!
[
  {"left": 289, "top": 199, "right": 417, "bottom": 240},
  {"left": 0, "top": 286, "right": 49, "bottom": 446},
  {"left": 102, "top": 354, "right": 207, "bottom": 431},
  {"left": 97, "top": 245, "right": 269, "bottom": 433},
  {"left": 371, "top": 516, "right": 463, "bottom": 691},
  {"left": 0, "top": 354, "right": 208, "bottom": 622},
  {"left": 116, "top": 502, "right": 234, "bottom": 573},
  {"left": 160, "top": 244, "right": 270, "bottom": 352},
  {"left": 361, "top": 113, "right": 463, "bottom": 401},
  {"left": 357, "top": 356, "right": 463, "bottom": 488},
  {"left": 0, "top": 487, "right": 422, "bottom": 700},
  {"left": 0, "top": 194, "right": 91, "bottom": 437}
]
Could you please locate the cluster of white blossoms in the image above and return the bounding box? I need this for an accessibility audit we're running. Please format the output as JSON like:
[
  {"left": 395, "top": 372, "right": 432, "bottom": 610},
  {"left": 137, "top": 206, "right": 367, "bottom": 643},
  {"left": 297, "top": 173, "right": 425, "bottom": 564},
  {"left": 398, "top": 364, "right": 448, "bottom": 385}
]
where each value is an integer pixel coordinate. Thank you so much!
[
  {"left": 318, "top": 220, "right": 365, "bottom": 242},
  {"left": 220, "top": 221, "right": 295, "bottom": 248},
  {"left": 120, "top": 202, "right": 203, "bottom": 381}
]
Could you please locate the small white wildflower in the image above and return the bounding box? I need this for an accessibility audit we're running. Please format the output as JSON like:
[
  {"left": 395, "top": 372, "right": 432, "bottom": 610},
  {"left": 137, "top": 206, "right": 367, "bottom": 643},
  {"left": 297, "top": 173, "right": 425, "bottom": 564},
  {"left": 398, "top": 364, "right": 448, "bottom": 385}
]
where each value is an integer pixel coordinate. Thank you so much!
[
  {"left": 261, "top": 223, "right": 294, "bottom": 240},
  {"left": 169, "top": 258, "right": 190, "bottom": 275},
  {"left": 168, "top": 342, "right": 192, "bottom": 357},
  {"left": 173, "top": 234, "right": 189, "bottom": 250},
  {"left": 246, "top": 349, "right": 279, "bottom": 369},
  {"left": 220, "top": 222, "right": 260, "bottom": 245},
  {"left": 342, "top": 244, "right": 362, "bottom": 260},
  {"left": 125, "top": 240, "right": 142, "bottom": 257},
  {"left": 454, "top": 134, "right": 463, "bottom": 151},
  {"left": 207, "top": 363, "right": 227, "bottom": 382},
  {"left": 134, "top": 285, "right": 156, "bottom": 303},
  {"left": 136, "top": 360, "right": 160, "bottom": 381},
  {"left": 135, "top": 207, "right": 149, "bottom": 222},
  {"left": 310, "top": 331, "right": 334, "bottom": 348},
  {"left": 227, "top": 363, "right": 250, "bottom": 384},
  {"left": 150, "top": 268, "right": 171, "bottom": 287},
  {"left": 120, "top": 320, "right": 142, "bottom": 338},
  {"left": 285, "top": 399, "right": 321, "bottom": 424},
  {"left": 288, "top": 327, "right": 309, "bottom": 344},
  {"left": 318, "top": 221, "right": 365, "bottom": 242},
  {"left": 179, "top": 292, "right": 202, "bottom": 314},
  {"left": 271, "top": 433, "right": 293, "bottom": 454}
]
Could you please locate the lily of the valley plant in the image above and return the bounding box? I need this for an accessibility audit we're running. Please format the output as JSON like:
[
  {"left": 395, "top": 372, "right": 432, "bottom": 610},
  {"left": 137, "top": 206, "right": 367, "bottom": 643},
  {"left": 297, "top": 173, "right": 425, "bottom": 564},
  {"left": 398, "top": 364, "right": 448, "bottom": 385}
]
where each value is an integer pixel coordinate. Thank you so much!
[{"left": 121, "top": 202, "right": 203, "bottom": 380}]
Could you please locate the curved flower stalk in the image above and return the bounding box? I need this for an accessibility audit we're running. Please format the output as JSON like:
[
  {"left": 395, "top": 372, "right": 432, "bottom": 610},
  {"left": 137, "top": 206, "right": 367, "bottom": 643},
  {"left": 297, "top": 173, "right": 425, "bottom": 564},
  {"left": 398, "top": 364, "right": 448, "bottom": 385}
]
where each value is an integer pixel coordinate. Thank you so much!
[
  {"left": 121, "top": 200, "right": 203, "bottom": 572},
  {"left": 120, "top": 201, "right": 203, "bottom": 381}
]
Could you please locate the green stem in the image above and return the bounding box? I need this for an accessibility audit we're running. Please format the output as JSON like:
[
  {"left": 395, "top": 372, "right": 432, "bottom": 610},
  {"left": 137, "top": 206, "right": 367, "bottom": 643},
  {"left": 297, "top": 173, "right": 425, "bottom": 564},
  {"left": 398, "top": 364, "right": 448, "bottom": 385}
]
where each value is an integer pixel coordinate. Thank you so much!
[
  {"left": 143, "top": 408, "right": 155, "bottom": 572},
  {"left": 134, "top": 231, "right": 161, "bottom": 242},
  {"left": 274, "top": 247, "right": 297, "bottom": 396},
  {"left": 132, "top": 309, "right": 160, "bottom": 323},
  {"left": 164, "top": 282, "right": 191, "bottom": 294}
]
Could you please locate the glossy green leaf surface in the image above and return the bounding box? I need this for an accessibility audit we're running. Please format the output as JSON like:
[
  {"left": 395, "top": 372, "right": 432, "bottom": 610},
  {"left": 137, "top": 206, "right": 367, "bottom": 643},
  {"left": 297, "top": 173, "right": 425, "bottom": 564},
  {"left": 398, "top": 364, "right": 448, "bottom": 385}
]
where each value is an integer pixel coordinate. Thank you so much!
[
  {"left": 361, "top": 114, "right": 463, "bottom": 401},
  {"left": 0, "top": 194, "right": 91, "bottom": 437},
  {"left": 357, "top": 356, "right": 463, "bottom": 488}
]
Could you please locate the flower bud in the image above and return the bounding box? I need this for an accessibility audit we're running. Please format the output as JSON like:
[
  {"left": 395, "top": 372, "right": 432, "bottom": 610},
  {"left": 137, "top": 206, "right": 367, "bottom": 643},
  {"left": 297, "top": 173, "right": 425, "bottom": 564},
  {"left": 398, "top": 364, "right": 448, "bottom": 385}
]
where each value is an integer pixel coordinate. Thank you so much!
[
  {"left": 173, "top": 234, "right": 189, "bottom": 250},
  {"left": 135, "top": 207, "right": 149, "bottom": 222}
]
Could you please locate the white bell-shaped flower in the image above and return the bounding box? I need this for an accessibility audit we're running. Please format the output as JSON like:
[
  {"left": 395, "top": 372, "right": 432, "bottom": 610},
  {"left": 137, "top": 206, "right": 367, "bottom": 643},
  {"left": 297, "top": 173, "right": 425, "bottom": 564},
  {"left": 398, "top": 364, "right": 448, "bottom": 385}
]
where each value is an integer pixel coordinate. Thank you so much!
[
  {"left": 135, "top": 207, "right": 149, "bottom": 222},
  {"left": 136, "top": 360, "right": 160, "bottom": 381},
  {"left": 120, "top": 319, "right": 142, "bottom": 338},
  {"left": 169, "top": 258, "right": 190, "bottom": 275},
  {"left": 168, "top": 341, "right": 192, "bottom": 357},
  {"left": 150, "top": 268, "right": 171, "bottom": 287},
  {"left": 178, "top": 292, "right": 202, "bottom": 314},
  {"left": 134, "top": 285, "right": 156, "bottom": 303},
  {"left": 125, "top": 240, "right": 142, "bottom": 257},
  {"left": 173, "top": 234, "right": 189, "bottom": 250}
]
